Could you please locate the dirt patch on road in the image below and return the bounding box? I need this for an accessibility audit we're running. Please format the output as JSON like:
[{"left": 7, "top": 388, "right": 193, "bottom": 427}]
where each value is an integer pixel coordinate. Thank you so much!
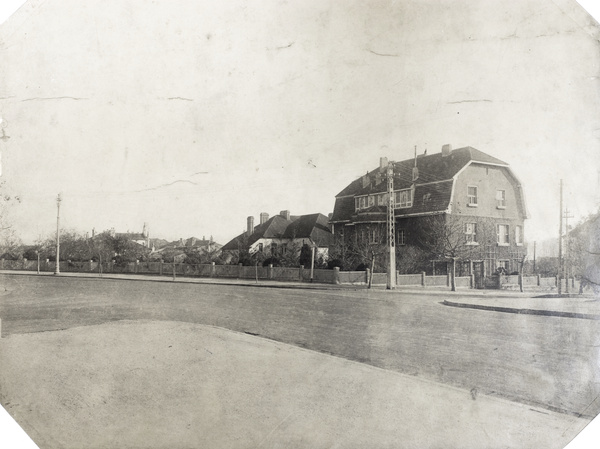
[{"left": 0, "top": 320, "right": 588, "bottom": 449}]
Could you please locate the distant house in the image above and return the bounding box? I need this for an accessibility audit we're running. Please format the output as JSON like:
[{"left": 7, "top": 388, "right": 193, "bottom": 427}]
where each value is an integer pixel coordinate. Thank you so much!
[
  {"left": 222, "top": 210, "right": 334, "bottom": 262},
  {"left": 109, "top": 223, "right": 151, "bottom": 249},
  {"left": 146, "top": 236, "right": 222, "bottom": 263},
  {"left": 330, "top": 145, "right": 528, "bottom": 279}
]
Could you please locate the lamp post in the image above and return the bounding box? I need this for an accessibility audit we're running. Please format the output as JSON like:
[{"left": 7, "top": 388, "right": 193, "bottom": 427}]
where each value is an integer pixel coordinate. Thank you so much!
[{"left": 54, "top": 193, "right": 62, "bottom": 275}]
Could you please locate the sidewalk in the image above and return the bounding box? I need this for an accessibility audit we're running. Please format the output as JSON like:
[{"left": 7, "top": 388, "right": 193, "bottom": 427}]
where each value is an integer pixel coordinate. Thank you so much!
[{"left": 2, "top": 270, "right": 599, "bottom": 319}]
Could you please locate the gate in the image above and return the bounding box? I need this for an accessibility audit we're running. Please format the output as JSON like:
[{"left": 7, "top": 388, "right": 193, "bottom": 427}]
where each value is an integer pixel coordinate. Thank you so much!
[{"left": 473, "top": 261, "right": 485, "bottom": 289}]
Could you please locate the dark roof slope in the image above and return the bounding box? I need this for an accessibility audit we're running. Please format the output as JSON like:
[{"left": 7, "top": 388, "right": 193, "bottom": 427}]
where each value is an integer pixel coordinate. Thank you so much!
[
  {"left": 335, "top": 147, "right": 507, "bottom": 198},
  {"left": 222, "top": 213, "right": 333, "bottom": 251},
  {"left": 331, "top": 147, "right": 510, "bottom": 223}
]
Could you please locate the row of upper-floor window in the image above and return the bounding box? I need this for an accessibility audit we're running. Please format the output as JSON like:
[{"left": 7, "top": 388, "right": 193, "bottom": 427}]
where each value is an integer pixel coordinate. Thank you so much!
[
  {"left": 467, "top": 186, "right": 509, "bottom": 209},
  {"left": 348, "top": 223, "right": 523, "bottom": 247},
  {"left": 355, "top": 185, "right": 511, "bottom": 212},
  {"left": 355, "top": 188, "right": 413, "bottom": 211}
]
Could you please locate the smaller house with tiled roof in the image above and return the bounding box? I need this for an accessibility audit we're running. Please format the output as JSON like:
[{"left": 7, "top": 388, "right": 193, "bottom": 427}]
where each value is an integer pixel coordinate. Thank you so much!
[
  {"left": 330, "top": 144, "right": 528, "bottom": 279},
  {"left": 222, "top": 210, "right": 334, "bottom": 261}
]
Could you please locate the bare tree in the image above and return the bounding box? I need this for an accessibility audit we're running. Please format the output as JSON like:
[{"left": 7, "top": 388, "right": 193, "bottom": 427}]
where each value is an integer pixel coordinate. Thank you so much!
[
  {"left": 417, "top": 214, "right": 494, "bottom": 291},
  {"left": 0, "top": 181, "right": 21, "bottom": 257}
]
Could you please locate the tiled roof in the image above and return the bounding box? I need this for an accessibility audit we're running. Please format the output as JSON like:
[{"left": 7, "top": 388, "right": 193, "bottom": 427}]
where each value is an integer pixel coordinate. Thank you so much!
[
  {"left": 116, "top": 232, "right": 147, "bottom": 240},
  {"left": 335, "top": 147, "right": 507, "bottom": 198},
  {"left": 222, "top": 213, "right": 333, "bottom": 251},
  {"left": 331, "top": 147, "right": 507, "bottom": 222}
]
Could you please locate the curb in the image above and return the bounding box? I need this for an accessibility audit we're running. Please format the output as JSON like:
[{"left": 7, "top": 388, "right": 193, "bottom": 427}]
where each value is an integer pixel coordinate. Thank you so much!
[
  {"left": 0, "top": 271, "right": 361, "bottom": 292},
  {"left": 443, "top": 300, "right": 600, "bottom": 320}
]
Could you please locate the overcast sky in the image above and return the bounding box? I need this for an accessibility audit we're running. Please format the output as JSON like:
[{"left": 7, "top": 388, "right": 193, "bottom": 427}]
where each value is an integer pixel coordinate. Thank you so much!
[{"left": 1, "top": 0, "right": 600, "bottom": 247}]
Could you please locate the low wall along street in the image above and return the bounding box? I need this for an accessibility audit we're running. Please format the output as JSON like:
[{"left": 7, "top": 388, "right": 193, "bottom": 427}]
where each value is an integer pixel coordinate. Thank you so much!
[{"left": 0, "top": 259, "right": 560, "bottom": 290}]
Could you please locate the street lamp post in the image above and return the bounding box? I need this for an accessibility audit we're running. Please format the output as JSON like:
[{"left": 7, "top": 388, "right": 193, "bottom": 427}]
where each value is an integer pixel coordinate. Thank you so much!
[{"left": 54, "top": 193, "right": 62, "bottom": 275}]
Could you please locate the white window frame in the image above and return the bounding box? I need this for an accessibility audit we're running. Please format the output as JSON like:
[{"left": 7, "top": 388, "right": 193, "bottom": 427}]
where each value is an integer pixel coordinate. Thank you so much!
[
  {"left": 394, "top": 189, "right": 413, "bottom": 209},
  {"left": 515, "top": 225, "right": 523, "bottom": 246},
  {"left": 467, "top": 185, "right": 478, "bottom": 207},
  {"left": 497, "top": 224, "right": 510, "bottom": 246},
  {"left": 355, "top": 195, "right": 369, "bottom": 211},
  {"left": 465, "top": 222, "right": 478, "bottom": 245},
  {"left": 496, "top": 189, "right": 506, "bottom": 209},
  {"left": 496, "top": 260, "right": 510, "bottom": 272}
]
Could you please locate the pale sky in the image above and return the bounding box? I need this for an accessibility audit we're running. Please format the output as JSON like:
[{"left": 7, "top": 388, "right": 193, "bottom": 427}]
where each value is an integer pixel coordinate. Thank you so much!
[{"left": 1, "top": 0, "right": 600, "bottom": 247}]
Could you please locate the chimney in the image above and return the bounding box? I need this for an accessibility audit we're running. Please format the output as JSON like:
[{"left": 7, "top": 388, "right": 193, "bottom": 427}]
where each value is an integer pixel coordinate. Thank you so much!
[
  {"left": 442, "top": 144, "right": 452, "bottom": 157},
  {"left": 260, "top": 212, "right": 269, "bottom": 224},
  {"left": 247, "top": 216, "right": 254, "bottom": 236},
  {"left": 279, "top": 210, "right": 290, "bottom": 220},
  {"left": 379, "top": 157, "right": 388, "bottom": 171}
]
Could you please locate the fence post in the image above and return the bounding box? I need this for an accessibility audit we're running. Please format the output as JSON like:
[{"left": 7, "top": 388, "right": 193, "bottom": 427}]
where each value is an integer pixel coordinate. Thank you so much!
[
  {"left": 211, "top": 262, "right": 216, "bottom": 278},
  {"left": 135, "top": 260, "right": 139, "bottom": 274},
  {"left": 299, "top": 265, "right": 304, "bottom": 281},
  {"left": 238, "top": 263, "right": 243, "bottom": 279},
  {"left": 555, "top": 276, "right": 559, "bottom": 289},
  {"left": 447, "top": 272, "right": 450, "bottom": 287},
  {"left": 537, "top": 274, "right": 541, "bottom": 286},
  {"left": 518, "top": 273, "right": 523, "bottom": 292},
  {"left": 422, "top": 271, "right": 426, "bottom": 287},
  {"left": 365, "top": 268, "right": 370, "bottom": 285},
  {"left": 334, "top": 267, "right": 340, "bottom": 285},
  {"left": 268, "top": 264, "right": 273, "bottom": 279},
  {"left": 469, "top": 274, "right": 474, "bottom": 289},
  {"left": 0, "top": 258, "right": 3, "bottom": 269}
]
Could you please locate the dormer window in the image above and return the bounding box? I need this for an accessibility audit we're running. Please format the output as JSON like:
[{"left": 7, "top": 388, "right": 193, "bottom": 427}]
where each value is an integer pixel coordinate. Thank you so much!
[
  {"left": 394, "top": 188, "right": 413, "bottom": 209},
  {"left": 467, "top": 186, "right": 478, "bottom": 207}
]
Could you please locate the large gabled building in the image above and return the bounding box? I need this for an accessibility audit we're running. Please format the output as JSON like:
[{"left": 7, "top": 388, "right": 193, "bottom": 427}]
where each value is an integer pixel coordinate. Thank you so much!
[{"left": 330, "top": 145, "right": 528, "bottom": 279}]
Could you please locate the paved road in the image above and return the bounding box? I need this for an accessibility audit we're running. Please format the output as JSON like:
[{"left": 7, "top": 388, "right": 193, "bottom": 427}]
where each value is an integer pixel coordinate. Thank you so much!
[{"left": 1, "top": 274, "right": 599, "bottom": 418}]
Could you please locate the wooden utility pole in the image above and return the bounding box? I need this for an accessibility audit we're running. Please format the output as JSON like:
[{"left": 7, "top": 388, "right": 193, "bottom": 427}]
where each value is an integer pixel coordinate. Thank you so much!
[
  {"left": 558, "top": 180, "right": 563, "bottom": 295},
  {"left": 386, "top": 161, "right": 396, "bottom": 289},
  {"left": 54, "top": 193, "right": 62, "bottom": 275},
  {"left": 564, "top": 207, "right": 573, "bottom": 294},
  {"left": 310, "top": 246, "right": 315, "bottom": 282}
]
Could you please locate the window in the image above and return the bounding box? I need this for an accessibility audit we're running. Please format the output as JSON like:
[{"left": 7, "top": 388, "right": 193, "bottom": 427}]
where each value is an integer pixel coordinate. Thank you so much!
[
  {"left": 258, "top": 243, "right": 264, "bottom": 253},
  {"left": 497, "top": 224, "right": 509, "bottom": 246},
  {"left": 355, "top": 196, "right": 368, "bottom": 211},
  {"left": 515, "top": 225, "right": 523, "bottom": 246},
  {"left": 368, "top": 195, "right": 375, "bottom": 207},
  {"left": 496, "top": 260, "right": 510, "bottom": 273},
  {"left": 465, "top": 223, "right": 478, "bottom": 244},
  {"left": 496, "top": 190, "right": 506, "bottom": 209},
  {"left": 467, "top": 186, "right": 478, "bottom": 206},
  {"left": 397, "top": 229, "right": 406, "bottom": 246},
  {"left": 394, "top": 189, "right": 413, "bottom": 208},
  {"left": 271, "top": 242, "right": 278, "bottom": 255},
  {"left": 422, "top": 193, "right": 432, "bottom": 204},
  {"left": 377, "top": 193, "right": 388, "bottom": 206},
  {"left": 368, "top": 228, "right": 379, "bottom": 244}
]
